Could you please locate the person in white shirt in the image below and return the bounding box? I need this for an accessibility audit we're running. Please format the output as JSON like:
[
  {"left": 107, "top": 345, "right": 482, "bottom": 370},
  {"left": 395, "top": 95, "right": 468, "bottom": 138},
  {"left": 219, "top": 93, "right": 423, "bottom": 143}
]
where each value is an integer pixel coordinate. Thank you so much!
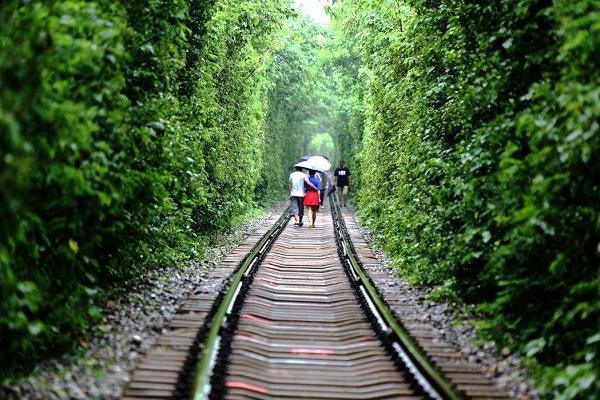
[{"left": 288, "top": 166, "right": 317, "bottom": 227}]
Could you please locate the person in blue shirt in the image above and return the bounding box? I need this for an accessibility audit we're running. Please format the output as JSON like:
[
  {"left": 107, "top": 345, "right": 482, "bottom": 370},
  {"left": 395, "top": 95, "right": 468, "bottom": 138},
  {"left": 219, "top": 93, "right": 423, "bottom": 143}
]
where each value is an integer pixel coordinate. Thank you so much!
[{"left": 303, "top": 170, "right": 321, "bottom": 228}]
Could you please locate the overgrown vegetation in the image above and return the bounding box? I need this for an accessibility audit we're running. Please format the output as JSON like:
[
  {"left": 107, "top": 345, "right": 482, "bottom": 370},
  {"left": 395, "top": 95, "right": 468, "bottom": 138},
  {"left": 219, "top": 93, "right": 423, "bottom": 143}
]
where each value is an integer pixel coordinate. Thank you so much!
[
  {"left": 2, "top": 0, "right": 598, "bottom": 397},
  {"left": 330, "top": 0, "right": 599, "bottom": 398},
  {"left": 0, "top": 0, "right": 292, "bottom": 379},
  {"left": 260, "top": 16, "right": 343, "bottom": 198}
]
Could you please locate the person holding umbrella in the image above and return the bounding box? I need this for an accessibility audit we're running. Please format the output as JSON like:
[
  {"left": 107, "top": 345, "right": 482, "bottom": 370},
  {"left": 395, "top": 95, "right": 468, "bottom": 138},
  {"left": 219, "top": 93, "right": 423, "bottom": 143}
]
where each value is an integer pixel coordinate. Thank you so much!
[
  {"left": 305, "top": 156, "right": 332, "bottom": 208},
  {"left": 289, "top": 165, "right": 317, "bottom": 227},
  {"left": 303, "top": 169, "right": 321, "bottom": 228}
]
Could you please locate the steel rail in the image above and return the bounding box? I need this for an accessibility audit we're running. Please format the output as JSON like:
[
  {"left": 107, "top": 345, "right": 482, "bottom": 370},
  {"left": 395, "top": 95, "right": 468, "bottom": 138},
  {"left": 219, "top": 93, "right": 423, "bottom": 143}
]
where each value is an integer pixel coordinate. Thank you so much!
[
  {"left": 124, "top": 201, "right": 508, "bottom": 399},
  {"left": 330, "top": 197, "right": 465, "bottom": 400},
  {"left": 190, "top": 207, "right": 290, "bottom": 400}
]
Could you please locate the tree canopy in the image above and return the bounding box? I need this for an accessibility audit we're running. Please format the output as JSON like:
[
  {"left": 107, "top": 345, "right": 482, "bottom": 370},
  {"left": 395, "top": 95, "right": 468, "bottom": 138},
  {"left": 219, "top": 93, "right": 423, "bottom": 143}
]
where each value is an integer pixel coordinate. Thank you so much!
[{"left": 1, "top": 0, "right": 598, "bottom": 397}]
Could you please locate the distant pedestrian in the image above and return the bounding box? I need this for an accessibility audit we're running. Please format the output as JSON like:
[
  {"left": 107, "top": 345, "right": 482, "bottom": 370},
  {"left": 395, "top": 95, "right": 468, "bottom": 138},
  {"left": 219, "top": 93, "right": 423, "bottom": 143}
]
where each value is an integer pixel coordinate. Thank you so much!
[
  {"left": 324, "top": 171, "right": 335, "bottom": 199},
  {"left": 334, "top": 160, "right": 351, "bottom": 207},
  {"left": 303, "top": 170, "right": 321, "bottom": 228},
  {"left": 289, "top": 166, "right": 317, "bottom": 227}
]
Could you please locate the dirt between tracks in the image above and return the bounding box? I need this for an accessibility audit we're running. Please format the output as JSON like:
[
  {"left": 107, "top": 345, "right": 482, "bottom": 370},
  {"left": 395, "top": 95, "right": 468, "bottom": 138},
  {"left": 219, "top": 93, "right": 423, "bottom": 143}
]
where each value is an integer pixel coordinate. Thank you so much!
[
  {"left": 2, "top": 204, "right": 286, "bottom": 400},
  {"left": 344, "top": 205, "right": 539, "bottom": 400}
]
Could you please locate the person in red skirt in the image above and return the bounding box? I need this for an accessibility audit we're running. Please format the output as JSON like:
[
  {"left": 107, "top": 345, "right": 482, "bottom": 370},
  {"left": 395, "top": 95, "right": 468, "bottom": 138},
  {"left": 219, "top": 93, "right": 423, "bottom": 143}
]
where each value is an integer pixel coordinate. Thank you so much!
[{"left": 304, "top": 170, "right": 321, "bottom": 228}]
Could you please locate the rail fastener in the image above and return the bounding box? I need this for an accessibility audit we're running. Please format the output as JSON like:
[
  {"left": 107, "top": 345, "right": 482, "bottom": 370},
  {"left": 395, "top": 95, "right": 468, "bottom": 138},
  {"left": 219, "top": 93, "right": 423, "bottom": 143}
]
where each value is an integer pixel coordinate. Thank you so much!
[
  {"left": 331, "top": 198, "right": 465, "bottom": 400},
  {"left": 190, "top": 208, "right": 290, "bottom": 400}
]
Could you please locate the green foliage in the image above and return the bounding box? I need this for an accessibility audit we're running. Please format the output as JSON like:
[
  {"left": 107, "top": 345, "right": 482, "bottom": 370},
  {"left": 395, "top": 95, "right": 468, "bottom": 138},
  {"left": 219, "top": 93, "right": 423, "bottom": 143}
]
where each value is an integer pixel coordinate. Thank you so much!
[
  {"left": 309, "top": 133, "right": 335, "bottom": 157},
  {"left": 320, "top": 11, "right": 365, "bottom": 183},
  {"left": 2, "top": 1, "right": 597, "bottom": 396},
  {"left": 0, "top": 0, "right": 291, "bottom": 379},
  {"left": 260, "top": 16, "right": 334, "bottom": 200},
  {"left": 332, "top": 0, "right": 599, "bottom": 397}
]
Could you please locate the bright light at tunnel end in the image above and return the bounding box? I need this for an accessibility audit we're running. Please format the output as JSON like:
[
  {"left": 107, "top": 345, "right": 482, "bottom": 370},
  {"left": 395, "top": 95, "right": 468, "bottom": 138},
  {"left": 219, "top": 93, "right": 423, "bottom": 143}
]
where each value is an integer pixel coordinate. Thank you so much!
[{"left": 294, "top": 0, "right": 331, "bottom": 26}]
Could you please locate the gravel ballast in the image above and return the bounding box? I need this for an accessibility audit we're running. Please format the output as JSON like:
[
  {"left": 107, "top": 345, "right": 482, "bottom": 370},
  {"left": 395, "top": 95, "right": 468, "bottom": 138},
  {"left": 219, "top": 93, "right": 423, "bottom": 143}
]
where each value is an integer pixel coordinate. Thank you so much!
[
  {"left": 2, "top": 205, "right": 286, "bottom": 400},
  {"left": 4, "top": 202, "right": 538, "bottom": 399},
  {"left": 345, "top": 205, "right": 539, "bottom": 400}
]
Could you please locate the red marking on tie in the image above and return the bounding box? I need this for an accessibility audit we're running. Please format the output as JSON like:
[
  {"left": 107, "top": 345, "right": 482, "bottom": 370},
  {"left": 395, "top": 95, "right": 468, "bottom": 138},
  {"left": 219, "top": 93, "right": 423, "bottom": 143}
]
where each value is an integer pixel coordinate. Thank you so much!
[
  {"left": 226, "top": 381, "right": 269, "bottom": 395},
  {"left": 241, "top": 313, "right": 270, "bottom": 324},
  {"left": 291, "top": 348, "right": 334, "bottom": 356}
]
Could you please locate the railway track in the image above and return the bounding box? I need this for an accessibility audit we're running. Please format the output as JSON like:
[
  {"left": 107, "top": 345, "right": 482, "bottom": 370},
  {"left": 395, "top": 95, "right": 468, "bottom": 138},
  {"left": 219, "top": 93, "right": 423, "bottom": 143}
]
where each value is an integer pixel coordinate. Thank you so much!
[{"left": 124, "top": 199, "right": 510, "bottom": 400}]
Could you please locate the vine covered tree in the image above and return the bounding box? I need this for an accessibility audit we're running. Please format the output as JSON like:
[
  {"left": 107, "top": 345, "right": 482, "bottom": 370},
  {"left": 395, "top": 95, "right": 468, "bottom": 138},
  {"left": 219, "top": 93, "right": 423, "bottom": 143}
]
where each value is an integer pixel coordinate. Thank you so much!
[
  {"left": 1, "top": 1, "right": 598, "bottom": 397},
  {"left": 329, "top": 0, "right": 599, "bottom": 397}
]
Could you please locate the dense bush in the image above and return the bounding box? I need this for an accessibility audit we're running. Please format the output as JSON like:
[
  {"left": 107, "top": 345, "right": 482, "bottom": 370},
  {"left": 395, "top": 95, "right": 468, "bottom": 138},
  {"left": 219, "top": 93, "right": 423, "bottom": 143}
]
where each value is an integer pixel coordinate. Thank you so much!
[
  {"left": 260, "top": 16, "right": 339, "bottom": 200},
  {"left": 331, "top": 0, "right": 599, "bottom": 397},
  {"left": 3, "top": 0, "right": 598, "bottom": 395},
  {"left": 322, "top": 20, "right": 365, "bottom": 183},
  {"left": 0, "top": 0, "right": 291, "bottom": 379}
]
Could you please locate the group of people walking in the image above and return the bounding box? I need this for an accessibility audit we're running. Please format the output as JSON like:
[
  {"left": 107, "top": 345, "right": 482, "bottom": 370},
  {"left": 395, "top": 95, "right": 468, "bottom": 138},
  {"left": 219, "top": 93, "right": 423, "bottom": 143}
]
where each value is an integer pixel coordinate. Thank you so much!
[{"left": 288, "top": 160, "right": 351, "bottom": 228}]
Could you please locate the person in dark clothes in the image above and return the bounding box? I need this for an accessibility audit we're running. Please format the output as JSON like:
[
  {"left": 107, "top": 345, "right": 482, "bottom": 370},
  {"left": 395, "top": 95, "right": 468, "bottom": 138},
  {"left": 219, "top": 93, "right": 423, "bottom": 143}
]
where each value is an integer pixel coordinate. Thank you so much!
[{"left": 334, "top": 160, "right": 351, "bottom": 207}]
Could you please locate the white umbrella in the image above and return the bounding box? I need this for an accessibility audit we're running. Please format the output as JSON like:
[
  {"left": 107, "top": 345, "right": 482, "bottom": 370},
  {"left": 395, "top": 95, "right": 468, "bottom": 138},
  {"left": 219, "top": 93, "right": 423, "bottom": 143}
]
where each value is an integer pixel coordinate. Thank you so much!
[
  {"left": 294, "top": 160, "right": 319, "bottom": 171},
  {"left": 306, "top": 156, "right": 331, "bottom": 172}
]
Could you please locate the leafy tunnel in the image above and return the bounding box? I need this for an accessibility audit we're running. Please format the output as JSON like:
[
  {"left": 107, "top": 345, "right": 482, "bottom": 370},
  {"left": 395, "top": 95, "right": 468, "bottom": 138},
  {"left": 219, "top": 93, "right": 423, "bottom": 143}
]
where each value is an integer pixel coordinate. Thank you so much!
[{"left": 0, "top": 0, "right": 598, "bottom": 397}]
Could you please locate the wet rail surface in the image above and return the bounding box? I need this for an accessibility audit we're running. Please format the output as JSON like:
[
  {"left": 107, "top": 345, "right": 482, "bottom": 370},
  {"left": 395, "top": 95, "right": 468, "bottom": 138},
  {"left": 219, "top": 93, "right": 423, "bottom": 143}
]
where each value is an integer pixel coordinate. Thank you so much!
[
  {"left": 222, "top": 211, "right": 417, "bottom": 399},
  {"left": 124, "top": 202, "right": 511, "bottom": 400}
]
